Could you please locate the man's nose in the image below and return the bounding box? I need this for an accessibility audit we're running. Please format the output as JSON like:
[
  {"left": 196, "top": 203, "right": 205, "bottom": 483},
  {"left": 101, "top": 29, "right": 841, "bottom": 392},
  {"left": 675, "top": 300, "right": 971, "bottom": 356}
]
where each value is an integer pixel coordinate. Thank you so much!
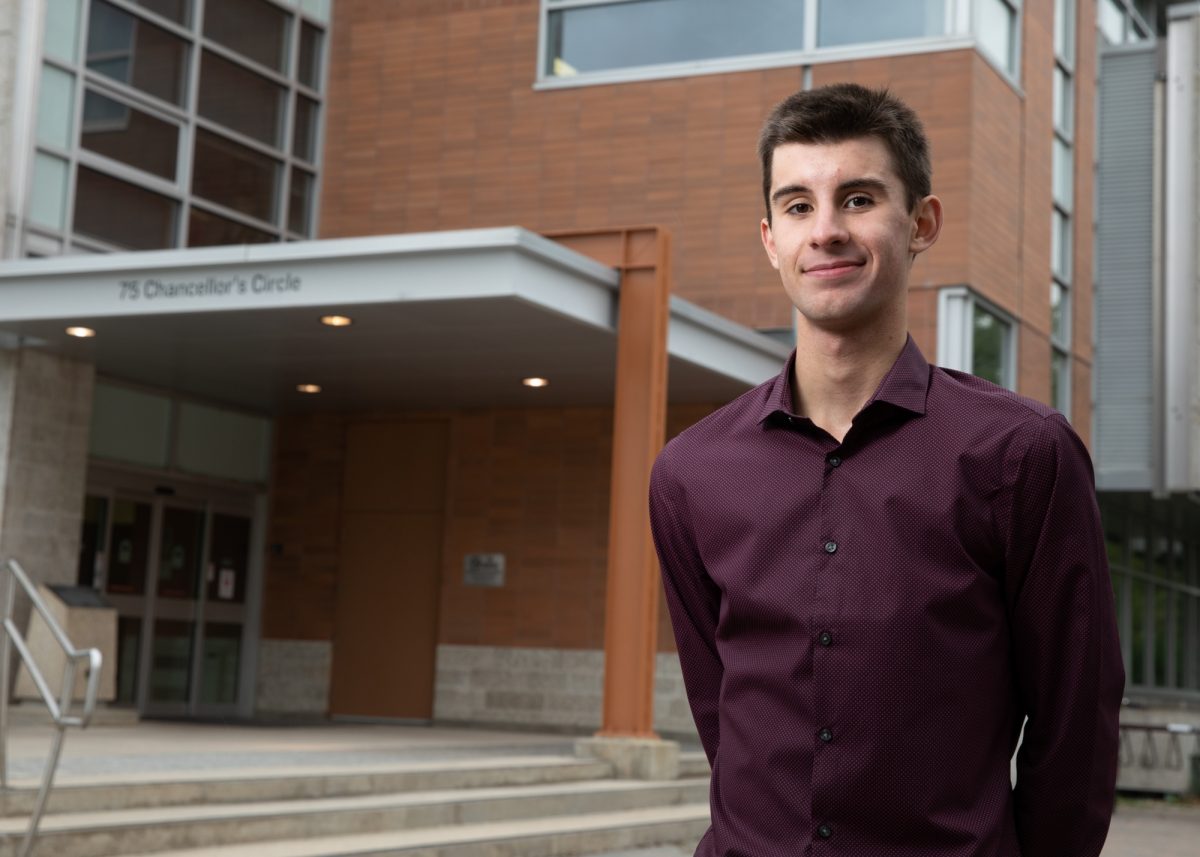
[{"left": 809, "top": 206, "right": 849, "bottom": 247}]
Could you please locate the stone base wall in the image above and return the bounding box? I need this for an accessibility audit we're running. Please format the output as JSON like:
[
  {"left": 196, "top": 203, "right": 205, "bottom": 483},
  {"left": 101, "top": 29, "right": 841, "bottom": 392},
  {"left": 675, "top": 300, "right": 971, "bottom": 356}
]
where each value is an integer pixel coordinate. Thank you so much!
[
  {"left": 433, "top": 644, "right": 698, "bottom": 740},
  {"left": 255, "top": 638, "right": 332, "bottom": 716}
]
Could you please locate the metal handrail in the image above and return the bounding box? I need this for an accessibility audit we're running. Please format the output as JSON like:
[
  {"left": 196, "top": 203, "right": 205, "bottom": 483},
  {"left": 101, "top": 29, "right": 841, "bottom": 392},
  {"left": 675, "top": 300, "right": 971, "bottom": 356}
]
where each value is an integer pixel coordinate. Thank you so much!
[
  {"left": 0, "top": 559, "right": 103, "bottom": 857},
  {"left": 1119, "top": 721, "right": 1200, "bottom": 772}
]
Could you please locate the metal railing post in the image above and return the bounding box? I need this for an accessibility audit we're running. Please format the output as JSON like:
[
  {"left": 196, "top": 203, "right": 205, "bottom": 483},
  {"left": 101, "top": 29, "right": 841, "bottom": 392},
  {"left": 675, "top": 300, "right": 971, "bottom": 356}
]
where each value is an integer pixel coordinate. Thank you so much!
[{"left": 0, "top": 559, "right": 103, "bottom": 857}]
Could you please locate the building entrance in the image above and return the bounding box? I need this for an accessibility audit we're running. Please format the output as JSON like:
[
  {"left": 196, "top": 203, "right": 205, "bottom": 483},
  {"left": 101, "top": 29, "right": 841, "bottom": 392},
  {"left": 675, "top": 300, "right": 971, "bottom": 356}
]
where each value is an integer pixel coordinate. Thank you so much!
[{"left": 78, "top": 474, "right": 260, "bottom": 718}]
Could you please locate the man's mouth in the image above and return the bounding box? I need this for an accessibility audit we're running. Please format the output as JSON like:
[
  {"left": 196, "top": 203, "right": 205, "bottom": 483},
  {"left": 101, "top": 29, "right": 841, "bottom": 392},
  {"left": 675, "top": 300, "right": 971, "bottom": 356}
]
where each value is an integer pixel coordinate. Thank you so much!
[{"left": 804, "top": 260, "right": 864, "bottom": 278}]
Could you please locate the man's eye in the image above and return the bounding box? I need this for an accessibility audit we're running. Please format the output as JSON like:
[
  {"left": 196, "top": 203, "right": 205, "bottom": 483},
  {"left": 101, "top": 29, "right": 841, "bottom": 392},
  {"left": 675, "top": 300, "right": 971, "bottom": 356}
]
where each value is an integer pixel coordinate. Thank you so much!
[
  {"left": 786, "top": 202, "right": 811, "bottom": 215},
  {"left": 846, "top": 195, "right": 872, "bottom": 209}
]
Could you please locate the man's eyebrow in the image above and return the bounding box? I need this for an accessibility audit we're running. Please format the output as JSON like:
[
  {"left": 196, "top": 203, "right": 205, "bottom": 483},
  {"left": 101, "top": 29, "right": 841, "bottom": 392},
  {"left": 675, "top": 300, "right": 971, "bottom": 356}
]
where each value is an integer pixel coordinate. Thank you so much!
[{"left": 770, "top": 177, "right": 891, "bottom": 205}]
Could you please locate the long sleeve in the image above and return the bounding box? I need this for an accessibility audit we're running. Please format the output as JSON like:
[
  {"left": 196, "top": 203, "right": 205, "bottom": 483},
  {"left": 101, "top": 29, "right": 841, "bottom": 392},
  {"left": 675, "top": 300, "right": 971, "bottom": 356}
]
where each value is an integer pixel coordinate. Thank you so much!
[
  {"left": 649, "top": 446, "right": 723, "bottom": 765},
  {"left": 1001, "top": 414, "right": 1125, "bottom": 857}
]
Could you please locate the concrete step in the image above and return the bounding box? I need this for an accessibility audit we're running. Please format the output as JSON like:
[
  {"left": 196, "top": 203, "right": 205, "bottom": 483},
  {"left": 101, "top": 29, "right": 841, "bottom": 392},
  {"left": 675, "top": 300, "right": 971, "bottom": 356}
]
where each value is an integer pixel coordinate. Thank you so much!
[
  {"left": 123, "top": 804, "right": 711, "bottom": 857},
  {"left": 0, "top": 778, "right": 710, "bottom": 857},
  {"left": 1, "top": 756, "right": 615, "bottom": 814},
  {"left": 677, "top": 753, "right": 709, "bottom": 779}
]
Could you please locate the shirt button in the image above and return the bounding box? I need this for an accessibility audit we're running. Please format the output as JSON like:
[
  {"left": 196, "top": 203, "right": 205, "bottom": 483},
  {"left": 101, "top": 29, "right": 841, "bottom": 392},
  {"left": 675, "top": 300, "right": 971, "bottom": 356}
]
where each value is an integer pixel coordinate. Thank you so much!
[
  {"left": 828, "top": 455, "right": 842, "bottom": 467},
  {"left": 823, "top": 540, "right": 838, "bottom": 554},
  {"left": 818, "top": 630, "right": 833, "bottom": 647},
  {"left": 818, "top": 727, "right": 833, "bottom": 743},
  {"left": 817, "top": 823, "right": 833, "bottom": 839}
]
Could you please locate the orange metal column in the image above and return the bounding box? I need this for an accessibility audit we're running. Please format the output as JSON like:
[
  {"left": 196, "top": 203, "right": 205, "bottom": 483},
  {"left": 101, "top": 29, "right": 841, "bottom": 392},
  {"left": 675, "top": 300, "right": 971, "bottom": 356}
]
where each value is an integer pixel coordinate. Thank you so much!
[{"left": 547, "top": 227, "right": 671, "bottom": 738}]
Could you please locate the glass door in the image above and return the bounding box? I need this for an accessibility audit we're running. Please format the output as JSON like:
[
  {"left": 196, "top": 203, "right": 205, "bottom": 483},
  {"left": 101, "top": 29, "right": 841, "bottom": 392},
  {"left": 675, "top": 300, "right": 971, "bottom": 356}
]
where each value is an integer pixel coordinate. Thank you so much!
[
  {"left": 144, "top": 503, "right": 206, "bottom": 714},
  {"left": 79, "top": 483, "right": 256, "bottom": 718},
  {"left": 195, "top": 511, "right": 252, "bottom": 713}
]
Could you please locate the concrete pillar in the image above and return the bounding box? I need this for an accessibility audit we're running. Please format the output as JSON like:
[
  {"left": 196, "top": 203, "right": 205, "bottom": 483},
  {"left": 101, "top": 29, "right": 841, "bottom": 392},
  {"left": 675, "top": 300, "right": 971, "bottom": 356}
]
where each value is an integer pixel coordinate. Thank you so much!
[{"left": 0, "top": 348, "right": 95, "bottom": 659}]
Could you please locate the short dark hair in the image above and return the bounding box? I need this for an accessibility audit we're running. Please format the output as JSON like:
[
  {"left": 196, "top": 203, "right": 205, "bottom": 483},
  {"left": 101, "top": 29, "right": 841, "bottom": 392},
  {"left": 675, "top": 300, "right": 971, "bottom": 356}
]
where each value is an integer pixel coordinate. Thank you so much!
[{"left": 758, "top": 83, "right": 931, "bottom": 221}]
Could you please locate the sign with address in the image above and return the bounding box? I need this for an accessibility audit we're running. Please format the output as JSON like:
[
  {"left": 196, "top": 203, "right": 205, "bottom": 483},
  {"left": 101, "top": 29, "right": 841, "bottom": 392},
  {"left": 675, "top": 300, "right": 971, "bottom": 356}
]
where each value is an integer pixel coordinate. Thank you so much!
[
  {"left": 463, "top": 553, "right": 506, "bottom": 587},
  {"left": 117, "top": 272, "right": 302, "bottom": 302}
]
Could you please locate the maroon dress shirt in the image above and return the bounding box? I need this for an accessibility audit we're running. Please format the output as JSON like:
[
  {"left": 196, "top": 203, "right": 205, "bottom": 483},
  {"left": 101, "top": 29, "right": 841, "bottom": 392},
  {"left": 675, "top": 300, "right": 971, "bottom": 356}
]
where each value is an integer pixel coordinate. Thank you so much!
[{"left": 649, "top": 336, "right": 1124, "bottom": 857}]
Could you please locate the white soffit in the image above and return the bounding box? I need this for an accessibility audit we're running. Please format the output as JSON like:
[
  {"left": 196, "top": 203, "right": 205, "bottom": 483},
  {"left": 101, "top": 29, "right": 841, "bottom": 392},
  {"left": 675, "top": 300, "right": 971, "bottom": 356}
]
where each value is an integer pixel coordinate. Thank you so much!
[{"left": 0, "top": 228, "right": 787, "bottom": 410}]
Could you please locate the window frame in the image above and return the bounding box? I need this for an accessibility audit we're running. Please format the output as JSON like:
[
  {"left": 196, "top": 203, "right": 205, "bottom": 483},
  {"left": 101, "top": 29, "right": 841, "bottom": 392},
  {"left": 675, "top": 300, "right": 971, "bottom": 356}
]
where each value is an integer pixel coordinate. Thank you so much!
[
  {"left": 21, "top": 0, "right": 329, "bottom": 254},
  {"left": 535, "top": 0, "right": 1015, "bottom": 90},
  {"left": 936, "top": 286, "right": 1018, "bottom": 391}
]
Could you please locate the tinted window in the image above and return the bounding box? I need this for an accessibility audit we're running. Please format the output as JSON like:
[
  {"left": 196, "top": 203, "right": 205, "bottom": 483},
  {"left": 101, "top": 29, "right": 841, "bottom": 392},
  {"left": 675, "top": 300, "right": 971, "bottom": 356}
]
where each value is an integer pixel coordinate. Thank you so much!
[
  {"left": 546, "top": 0, "right": 800, "bottom": 76},
  {"left": 87, "top": 0, "right": 188, "bottom": 105}
]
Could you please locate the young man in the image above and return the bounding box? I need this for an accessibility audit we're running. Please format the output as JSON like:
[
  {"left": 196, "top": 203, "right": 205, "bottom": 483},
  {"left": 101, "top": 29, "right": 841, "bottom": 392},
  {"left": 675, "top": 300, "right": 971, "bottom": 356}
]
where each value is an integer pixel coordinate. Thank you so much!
[{"left": 649, "top": 84, "right": 1124, "bottom": 857}]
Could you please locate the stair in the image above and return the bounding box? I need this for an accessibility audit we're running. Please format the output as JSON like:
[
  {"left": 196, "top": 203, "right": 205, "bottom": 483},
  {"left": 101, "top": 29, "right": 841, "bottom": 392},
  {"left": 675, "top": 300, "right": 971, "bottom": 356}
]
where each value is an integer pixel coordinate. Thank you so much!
[{"left": 0, "top": 753, "right": 712, "bottom": 857}]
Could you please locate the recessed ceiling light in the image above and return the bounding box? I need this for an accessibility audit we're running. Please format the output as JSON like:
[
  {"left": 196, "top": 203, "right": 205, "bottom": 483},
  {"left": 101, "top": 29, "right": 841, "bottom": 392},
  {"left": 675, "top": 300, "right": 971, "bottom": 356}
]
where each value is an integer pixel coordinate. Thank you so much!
[
  {"left": 522, "top": 377, "right": 549, "bottom": 388},
  {"left": 320, "top": 315, "right": 353, "bottom": 327},
  {"left": 296, "top": 384, "right": 322, "bottom": 394},
  {"left": 65, "top": 326, "right": 95, "bottom": 338}
]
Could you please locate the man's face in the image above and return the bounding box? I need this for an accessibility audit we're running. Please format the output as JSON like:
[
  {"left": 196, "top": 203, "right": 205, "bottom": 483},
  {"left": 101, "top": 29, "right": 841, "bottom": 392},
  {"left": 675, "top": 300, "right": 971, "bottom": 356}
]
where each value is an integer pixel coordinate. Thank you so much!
[{"left": 760, "top": 137, "right": 940, "bottom": 335}]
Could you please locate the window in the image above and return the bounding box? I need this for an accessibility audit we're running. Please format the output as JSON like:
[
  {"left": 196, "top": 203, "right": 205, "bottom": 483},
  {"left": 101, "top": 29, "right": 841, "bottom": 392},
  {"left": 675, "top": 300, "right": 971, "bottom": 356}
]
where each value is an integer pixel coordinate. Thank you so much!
[
  {"left": 203, "top": 0, "right": 289, "bottom": 72},
  {"left": 1052, "top": 137, "right": 1073, "bottom": 209},
  {"left": 1099, "top": 0, "right": 1126, "bottom": 44},
  {"left": 86, "top": 0, "right": 189, "bottom": 106},
  {"left": 1054, "top": 0, "right": 1075, "bottom": 64},
  {"left": 936, "top": 287, "right": 1017, "bottom": 390},
  {"left": 975, "top": 0, "right": 1018, "bottom": 75},
  {"left": 1053, "top": 65, "right": 1073, "bottom": 137},
  {"left": 25, "top": 0, "right": 329, "bottom": 251},
  {"left": 539, "top": 1, "right": 1015, "bottom": 85},
  {"left": 818, "top": 0, "right": 946, "bottom": 48},
  {"left": 82, "top": 89, "right": 180, "bottom": 179},
  {"left": 74, "top": 166, "right": 178, "bottom": 250},
  {"left": 198, "top": 50, "right": 287, "bottom": 146},
  {"left": 1098, "top": 0, "right": 1151, "bottom": 45},
  {"left": 1051, "top": 208, "right": 1071, "bottom": 281},
  {"left": 544, "top": 0, "right": 800, "bottom": 78}
]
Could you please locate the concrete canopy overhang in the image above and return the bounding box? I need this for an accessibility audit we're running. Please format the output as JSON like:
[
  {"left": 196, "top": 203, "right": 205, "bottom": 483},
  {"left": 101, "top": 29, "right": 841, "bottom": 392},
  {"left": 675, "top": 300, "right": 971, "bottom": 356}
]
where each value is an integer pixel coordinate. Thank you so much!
[{"left": 0, "top": 228, "right": 789, "bottom": 412}]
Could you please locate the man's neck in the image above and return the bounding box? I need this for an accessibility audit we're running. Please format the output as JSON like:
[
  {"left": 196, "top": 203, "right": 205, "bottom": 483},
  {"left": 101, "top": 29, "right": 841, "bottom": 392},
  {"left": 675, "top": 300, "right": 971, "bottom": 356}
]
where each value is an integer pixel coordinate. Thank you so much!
[{"left": 791, "top": 322, "right": 908, "bottom": 444}]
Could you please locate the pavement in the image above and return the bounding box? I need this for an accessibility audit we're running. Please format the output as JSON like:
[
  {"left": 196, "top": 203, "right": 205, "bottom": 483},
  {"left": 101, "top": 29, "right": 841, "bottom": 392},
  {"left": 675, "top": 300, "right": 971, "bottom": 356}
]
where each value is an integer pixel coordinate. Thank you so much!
[
  {"left": 1, "top": 717, "right": 581, "bottom": 785},
  {"left": 1, "top": 717, "right": 1196, "bottom": 855}
]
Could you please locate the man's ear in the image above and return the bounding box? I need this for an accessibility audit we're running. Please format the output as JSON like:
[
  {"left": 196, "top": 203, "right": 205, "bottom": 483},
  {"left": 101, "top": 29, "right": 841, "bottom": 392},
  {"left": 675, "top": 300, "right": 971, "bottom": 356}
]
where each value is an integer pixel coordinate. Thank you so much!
[
  {"left": 761, "top": 217, "right": 781, "bottom": 270},
  {"left": 909, "top": 194, "right": 943, "bottom": 256}
]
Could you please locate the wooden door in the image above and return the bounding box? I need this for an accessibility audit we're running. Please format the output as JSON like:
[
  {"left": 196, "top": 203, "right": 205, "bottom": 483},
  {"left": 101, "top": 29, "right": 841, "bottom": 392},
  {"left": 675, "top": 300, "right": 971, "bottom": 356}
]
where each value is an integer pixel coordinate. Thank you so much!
[{"left": 329, "top": 420, "right": 448, "bottom": 719}]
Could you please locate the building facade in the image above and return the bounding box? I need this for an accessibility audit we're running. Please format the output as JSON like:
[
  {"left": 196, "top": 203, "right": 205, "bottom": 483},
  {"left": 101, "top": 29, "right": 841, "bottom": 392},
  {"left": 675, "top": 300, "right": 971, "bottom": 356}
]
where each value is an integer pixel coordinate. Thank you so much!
[{"left": 4, "top": 0, "right": 1189, "bottom": 751}]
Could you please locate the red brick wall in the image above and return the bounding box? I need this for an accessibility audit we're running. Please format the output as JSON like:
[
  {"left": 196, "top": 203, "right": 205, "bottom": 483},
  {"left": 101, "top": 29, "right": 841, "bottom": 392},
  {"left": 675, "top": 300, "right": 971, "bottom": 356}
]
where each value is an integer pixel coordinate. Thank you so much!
[{"left": 263, "top": 403, "right": 713, "bottom": 652}]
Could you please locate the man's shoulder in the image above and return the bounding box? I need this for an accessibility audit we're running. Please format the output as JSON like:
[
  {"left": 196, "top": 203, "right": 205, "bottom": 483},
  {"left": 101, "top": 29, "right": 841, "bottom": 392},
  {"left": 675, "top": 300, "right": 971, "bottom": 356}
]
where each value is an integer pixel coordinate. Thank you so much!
[
  {"left": 930, "top": 364, "right": 1061, "bottom": 425},
  {"left": 928, "top": 365, "right": 1082, "bottom": 462}
]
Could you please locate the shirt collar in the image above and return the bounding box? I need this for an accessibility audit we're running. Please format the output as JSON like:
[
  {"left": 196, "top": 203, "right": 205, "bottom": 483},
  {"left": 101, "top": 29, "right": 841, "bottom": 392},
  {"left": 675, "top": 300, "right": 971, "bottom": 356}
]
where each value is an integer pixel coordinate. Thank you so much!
[{"left": 759, "top": 334, "right": 931, "bottom": 425}]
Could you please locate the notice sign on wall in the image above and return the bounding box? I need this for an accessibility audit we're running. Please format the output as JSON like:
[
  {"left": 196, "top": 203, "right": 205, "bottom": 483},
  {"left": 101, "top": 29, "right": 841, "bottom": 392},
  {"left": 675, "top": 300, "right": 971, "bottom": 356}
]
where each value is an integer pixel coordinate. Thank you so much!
[{"left": 463, "top": 554, "right": 505, "bottom": 587}]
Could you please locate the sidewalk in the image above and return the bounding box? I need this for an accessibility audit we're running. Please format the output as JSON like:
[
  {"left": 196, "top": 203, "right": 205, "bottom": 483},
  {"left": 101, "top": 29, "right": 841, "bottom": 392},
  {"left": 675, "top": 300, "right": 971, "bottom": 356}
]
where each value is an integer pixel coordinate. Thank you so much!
[
  {"left": 1102, "top": 800, "right": 1200, "bottom": 857},
  {"left": 2, "top": 719, "right": 580, "bottom": 785}
]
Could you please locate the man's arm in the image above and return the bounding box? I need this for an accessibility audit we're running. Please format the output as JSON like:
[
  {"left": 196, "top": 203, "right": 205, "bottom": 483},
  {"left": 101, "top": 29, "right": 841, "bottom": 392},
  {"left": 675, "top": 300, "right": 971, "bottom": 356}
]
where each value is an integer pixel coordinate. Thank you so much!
[
  {"left": 649, "top": 448, "right": 723, "bottom": 764},
  {"left": 1001, "top": 414, "right": 1125, "bottom": 857}
]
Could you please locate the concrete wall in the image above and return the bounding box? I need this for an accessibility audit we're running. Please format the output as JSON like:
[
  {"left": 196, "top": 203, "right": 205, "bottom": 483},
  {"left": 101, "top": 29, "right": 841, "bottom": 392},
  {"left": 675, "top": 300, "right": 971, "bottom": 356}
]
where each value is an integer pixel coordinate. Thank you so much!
[
  {"left": 254, "top": 638, "right": 332, "bottom": 717},
  {"left": 0, "top": 348, "right": 93, "bottom": 586},
  {"left": 433, "top": 644, "right": 697, "bottom": 739}
]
